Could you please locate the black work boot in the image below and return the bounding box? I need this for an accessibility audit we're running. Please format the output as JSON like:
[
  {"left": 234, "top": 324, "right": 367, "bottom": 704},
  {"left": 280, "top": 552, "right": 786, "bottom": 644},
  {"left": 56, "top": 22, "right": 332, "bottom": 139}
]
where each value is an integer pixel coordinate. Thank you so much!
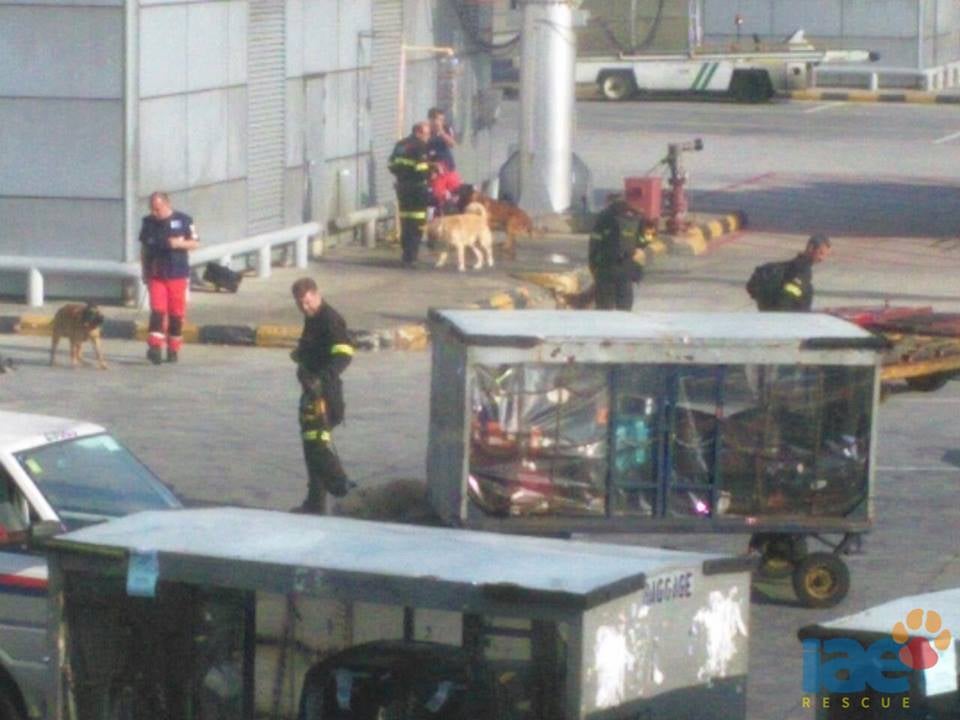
[
  {"left": 146, "top": 346, "right": 163, "bottom": 365},
  {"left": 166, "top": 349, "right": 178, "bottom": 363}
]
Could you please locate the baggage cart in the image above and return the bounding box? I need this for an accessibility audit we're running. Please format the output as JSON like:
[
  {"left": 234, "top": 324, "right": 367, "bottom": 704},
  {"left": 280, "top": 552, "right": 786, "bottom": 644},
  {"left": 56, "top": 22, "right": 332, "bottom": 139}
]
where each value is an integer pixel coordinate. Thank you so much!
[{"left": 427, "top": 310, "right": 886, "bottom": 608}]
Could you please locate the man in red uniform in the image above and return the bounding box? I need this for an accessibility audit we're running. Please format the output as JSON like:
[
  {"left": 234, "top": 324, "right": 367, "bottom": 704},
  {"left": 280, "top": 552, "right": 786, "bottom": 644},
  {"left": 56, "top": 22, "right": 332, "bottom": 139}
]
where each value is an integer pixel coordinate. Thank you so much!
[
  {"left": 290, "top": 277, "right": 356, "bottom": 514},
  {"left": 139, "top": 192, "right": 200, "bottom": 364}
]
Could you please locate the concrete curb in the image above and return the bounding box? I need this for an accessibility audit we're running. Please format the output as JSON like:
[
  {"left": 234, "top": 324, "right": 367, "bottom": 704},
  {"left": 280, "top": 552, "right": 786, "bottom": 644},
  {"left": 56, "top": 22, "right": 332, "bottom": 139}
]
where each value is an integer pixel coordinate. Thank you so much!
[
  {"left": 782, "top": 89, "right": 960, "bottom": 105},
  {"left": 669, "top": 212, "right": 747, "bottom": 256},
  {"left": 0, "top": 284, "right": 551, "bottom": 355}
]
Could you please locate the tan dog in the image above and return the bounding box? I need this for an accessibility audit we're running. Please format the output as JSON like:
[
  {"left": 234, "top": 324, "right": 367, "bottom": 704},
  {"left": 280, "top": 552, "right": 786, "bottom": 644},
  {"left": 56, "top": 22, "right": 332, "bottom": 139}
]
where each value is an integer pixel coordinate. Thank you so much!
[
  {"left": 50, "top": 302, "right": 107, "bottom": 369},
  {"left": 427, "top": 202, "right": 494, "bottom": 272}
]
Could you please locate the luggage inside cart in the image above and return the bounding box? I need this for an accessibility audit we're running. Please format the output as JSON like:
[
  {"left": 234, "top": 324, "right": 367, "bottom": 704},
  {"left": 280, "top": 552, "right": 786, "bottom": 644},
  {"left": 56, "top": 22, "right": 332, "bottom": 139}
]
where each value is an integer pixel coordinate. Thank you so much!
[{"left": 427, "top": 310, "right": 886, "bottom": 607}]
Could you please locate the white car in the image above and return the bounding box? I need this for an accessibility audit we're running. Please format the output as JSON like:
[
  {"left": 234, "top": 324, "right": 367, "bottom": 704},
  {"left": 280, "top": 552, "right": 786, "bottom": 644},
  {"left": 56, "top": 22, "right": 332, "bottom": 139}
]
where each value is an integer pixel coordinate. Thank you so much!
[{"left": 0, "top": 410, "right": 181, "bottom": 720}]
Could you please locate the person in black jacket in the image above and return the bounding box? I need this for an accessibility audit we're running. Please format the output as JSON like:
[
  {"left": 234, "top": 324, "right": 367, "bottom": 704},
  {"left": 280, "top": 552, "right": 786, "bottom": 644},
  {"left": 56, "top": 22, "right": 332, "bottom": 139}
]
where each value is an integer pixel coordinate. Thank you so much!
[
  {"left": 389, "top": 121, "right": 433, "bottom": 267},
  {"left": 588, "top": 197, "right": 643, "bottom": 310},
  {"left": 759, "top": 234, "right": 831, "bottom": 312},
  {"left": 290, "top": 277, "right": 356, "bottom": 514}
]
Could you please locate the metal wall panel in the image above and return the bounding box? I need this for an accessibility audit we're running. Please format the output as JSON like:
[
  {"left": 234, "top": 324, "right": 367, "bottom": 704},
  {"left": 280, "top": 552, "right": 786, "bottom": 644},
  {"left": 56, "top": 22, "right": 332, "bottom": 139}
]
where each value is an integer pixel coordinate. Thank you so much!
[
  {"left": 303, "top": 75, "right": 327, "bottom": 226},
  {"left": 187, "top": 2, "right": 231, "bottom": 91},
  {"left": 302, "top": 0, "right": 340, "bottom": 74},
  {"left": 226, "top": 86, "right": 249, "bottom": 180},
  {"left": 187, "top": 90, "right": 231, "bottom": 186},
  {"left": 228, "top": 0, "right": 249, "bottom": 85},
  {"left": 326, "top": 71, "right": 359, "bottom": 161},
  {"left": 247, "top": 0, "right": 287, "bottom": 234},
  {"left": 140, "top": 5, "right": 188, "bottom": 98},
  {"left": 370, "top": 0, "right": 402, "bottom": 205},
  {"left": 0, "top": 99, "right": 123, "bottom": 198},
  {"left": 0, "top": 198, "right": 123, "bottom": 258},
  {"left": 139, "top": 95, "right": 189, "bottom": 194},
  {"left": 0, "top": 6, "right": 122, "bottom": 98},
  {"left": 286, "top": 0, "right": 304, "bottom": 78},
  {"left": 338, "top": 0, "right": 372, "bottom": 69},
  {"left": 841, "top": 0, "right": 918, "bottom": 37},
  {"left": 286, "top": 78, "right": 306, "bottom": 169},
  {"left": 181, "top": 179, "right": 249, "bottom": 245}
]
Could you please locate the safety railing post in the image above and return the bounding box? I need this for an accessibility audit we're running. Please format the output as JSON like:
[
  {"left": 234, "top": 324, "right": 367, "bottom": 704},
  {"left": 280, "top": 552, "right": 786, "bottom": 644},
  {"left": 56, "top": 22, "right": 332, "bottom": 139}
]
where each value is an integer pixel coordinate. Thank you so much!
[
  {"left": 27, "top": 268, "right": 44, "bottom": 307},
  {"left": 295, "top": 235, "right": 308, "bottom": 268},
  {"left": 258, "top": 245, "right": 272, "bottom": 279}
]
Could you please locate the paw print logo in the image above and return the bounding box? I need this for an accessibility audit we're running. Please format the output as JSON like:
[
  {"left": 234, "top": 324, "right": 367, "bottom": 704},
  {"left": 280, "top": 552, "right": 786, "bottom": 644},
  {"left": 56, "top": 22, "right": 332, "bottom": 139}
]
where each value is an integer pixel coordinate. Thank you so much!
[{"left": 891, "top": 608, "right": 953, "bottom": 670}]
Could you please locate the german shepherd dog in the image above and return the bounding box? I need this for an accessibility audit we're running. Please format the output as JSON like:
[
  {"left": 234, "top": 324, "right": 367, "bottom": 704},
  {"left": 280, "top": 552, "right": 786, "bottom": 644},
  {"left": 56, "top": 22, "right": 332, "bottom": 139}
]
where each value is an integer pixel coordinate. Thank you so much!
[{"left": 50, "top": 302, "right": 107, "bottom": 369}]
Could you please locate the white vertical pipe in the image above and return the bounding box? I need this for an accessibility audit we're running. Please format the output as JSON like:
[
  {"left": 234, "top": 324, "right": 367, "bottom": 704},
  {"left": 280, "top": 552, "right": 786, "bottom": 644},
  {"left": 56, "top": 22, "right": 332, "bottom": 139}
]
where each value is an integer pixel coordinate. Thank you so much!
[
  {"left": 28, "top": 268, "right": 43, "bottom": 307},
  {"left": 258, "top": 245, "right": 271, "bottom": 278},
  {"left": 518, "top": 0, "right": 575, "bottom": 214}
]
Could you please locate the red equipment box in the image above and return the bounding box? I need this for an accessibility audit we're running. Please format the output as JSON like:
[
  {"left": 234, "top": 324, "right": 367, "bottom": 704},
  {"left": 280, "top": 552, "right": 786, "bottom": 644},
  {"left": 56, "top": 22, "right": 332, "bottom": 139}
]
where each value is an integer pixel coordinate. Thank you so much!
[{"left": 623, "top": 177, "right": 662, "bottom": 220}]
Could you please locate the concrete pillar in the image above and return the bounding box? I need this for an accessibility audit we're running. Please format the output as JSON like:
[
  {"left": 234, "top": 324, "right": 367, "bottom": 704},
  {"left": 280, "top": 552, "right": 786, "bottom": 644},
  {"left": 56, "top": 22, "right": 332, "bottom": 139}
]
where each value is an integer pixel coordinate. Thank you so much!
[
  {"left": 27, "top": 268, "right": 43, "bottom": 307},
  {"left": 258, "top": 245, "right": 271, "bottom": 279},
  {"left": 518, "top": 0, "right": 576, "bottom": 214},
  {"left": 868, "top": 73, "right": 879, "bottom": 91},
  {"left": 362, "top": 219, "right": 377, "bottom": 248}
]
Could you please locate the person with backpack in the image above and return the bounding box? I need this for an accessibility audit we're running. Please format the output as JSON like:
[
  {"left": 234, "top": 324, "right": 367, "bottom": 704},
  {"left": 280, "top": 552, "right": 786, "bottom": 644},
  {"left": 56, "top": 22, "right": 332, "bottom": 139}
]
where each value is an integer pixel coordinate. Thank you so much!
[
  {"left": 588, "top": 196, "right": 645, "bottom": 310},
  {"left": 746, "top": 234, "right": 831, "bottom": 312}
]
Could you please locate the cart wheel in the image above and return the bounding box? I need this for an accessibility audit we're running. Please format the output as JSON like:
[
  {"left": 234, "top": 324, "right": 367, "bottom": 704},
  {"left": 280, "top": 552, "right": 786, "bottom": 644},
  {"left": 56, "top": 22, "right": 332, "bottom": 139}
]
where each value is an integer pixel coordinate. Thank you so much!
[
  {"left": 905, "top": 373, "right": 952, "bottom": 392},
  {"left": 755, "top": 534, "right": 807, "bottom": 579},
  {"left": 792, "top": 552, "right": 850, "bottom": 608}
]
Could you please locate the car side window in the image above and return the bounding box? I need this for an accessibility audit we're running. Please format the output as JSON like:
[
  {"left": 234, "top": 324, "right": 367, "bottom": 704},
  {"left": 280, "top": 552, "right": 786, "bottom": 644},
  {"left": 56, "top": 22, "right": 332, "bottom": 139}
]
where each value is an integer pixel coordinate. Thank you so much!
[{"left": 0, "top": 467, "right": 29, "bottom": 538}]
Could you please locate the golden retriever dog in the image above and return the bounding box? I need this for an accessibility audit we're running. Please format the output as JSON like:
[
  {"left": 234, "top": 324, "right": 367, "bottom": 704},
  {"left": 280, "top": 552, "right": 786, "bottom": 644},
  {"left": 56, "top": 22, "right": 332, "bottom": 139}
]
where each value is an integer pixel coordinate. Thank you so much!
[
  {"left": 426, "top": 202, "right": 494, "bottom": 272},
  {"left": 50, "top": 302, "right": 107, "bottom": 369}
]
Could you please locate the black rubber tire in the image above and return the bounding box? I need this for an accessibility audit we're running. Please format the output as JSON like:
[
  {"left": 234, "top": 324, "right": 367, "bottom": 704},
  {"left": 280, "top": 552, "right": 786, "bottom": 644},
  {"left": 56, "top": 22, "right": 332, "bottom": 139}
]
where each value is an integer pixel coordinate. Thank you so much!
[
  {"left": 905, "top": 372, "right": 952, "bottom": 392},
  {"left": 730, "top": 69, "right": 774, "bottom": 103},
  {"left": 754, "top": 534, "right": 808, "bottom": 579},
  {"left": 599, "top": 72, "right": 636, "bottom": 101},
  {"left": 792, "top": 552, "right": 850, "bottom": 608}
]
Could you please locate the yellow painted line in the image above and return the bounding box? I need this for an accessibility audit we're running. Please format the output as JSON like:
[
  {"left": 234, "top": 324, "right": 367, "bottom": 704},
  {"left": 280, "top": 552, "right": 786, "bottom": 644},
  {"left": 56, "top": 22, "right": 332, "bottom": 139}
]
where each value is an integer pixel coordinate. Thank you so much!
[
  {"left": 18, "top": 315, "right": 53, "bottom": 336},
  {"left": 134, "top": 322, "right": 148, "bottom": 342},
  {"left": 393, "top": 324, "right": 429, "bottom": 351},
  {"left": 786, "top": 90, "right": 823, "bottom": 102},
  {"left": 671, "top": 227, "right": 707, "bottom": 256},
  {"left": 180, "top": 323, "right": 200, "bottom": 344},
  {"left": 255, "top": 325, "right": 301, "bottom": 348},
  {"left": 487, "top": 292, "right": 515, "bottom": 310},
  {"left": 511, "top": 271, "right": 580, "bottom": 294},
  {"left": 705, "top": 220, "right": 724, "bottom": 238}
]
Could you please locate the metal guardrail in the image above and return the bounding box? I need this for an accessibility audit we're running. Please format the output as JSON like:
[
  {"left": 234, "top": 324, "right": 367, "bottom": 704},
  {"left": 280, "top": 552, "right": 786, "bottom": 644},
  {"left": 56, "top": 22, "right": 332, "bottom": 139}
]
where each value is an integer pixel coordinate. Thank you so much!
[
  {"left": 812, "top": 62, "right": 960, "bottom": 92},
  {"left": 0, "top": 222, "right": 319, "bottom": 307}
]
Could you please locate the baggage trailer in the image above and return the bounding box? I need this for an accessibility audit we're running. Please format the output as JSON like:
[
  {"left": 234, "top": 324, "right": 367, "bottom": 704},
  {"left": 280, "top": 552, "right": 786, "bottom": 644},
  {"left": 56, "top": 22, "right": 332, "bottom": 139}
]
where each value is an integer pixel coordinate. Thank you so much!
[
  {"left": 44, "top": 508, "right": 752, "bottom": 720},
  {"left": 427, "top": 310, "right": 886, "bottom": 608},
  {"left": 826, "top": 306, "right": 960, "bottom": 394}
]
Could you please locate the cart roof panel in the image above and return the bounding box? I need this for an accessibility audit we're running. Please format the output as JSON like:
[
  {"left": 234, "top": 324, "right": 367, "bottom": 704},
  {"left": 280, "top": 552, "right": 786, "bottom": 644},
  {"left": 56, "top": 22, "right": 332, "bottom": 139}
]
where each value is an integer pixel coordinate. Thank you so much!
[
  {"left": 430, "top": 310, "right": 878, "bottom": 347},
  {"left": 800, "top": 588, "right": 960, "bottom": 639},
  {"left": 51, "top": 508, "right": 741, "bottom": 611}
]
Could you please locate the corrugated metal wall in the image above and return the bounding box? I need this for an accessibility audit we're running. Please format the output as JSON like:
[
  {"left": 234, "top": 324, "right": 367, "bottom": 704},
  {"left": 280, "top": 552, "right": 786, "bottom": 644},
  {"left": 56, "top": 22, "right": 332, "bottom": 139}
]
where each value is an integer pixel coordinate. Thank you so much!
[
  {"left": 370, "top": 0, "right": 402, "bottom": 205},
  {"left": 247, "top": 0, "right": 287, "bottom": 234}
]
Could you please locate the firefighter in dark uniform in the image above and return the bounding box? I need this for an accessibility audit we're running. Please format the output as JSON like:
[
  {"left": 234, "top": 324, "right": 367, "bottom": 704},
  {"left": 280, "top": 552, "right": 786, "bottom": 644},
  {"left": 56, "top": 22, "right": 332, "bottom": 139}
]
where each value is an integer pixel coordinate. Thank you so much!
[
  {"left": 290, "top": 277, "right": 355, "bottom": 514},
  {"left": 588, "top": 197, "right": 643, "bottom": 310},
  {"left": 389, "top": 121, "right": 432, "bottom": 267},
  {"left": 764, "top": 234, "right": 831, "bottom": 312}
]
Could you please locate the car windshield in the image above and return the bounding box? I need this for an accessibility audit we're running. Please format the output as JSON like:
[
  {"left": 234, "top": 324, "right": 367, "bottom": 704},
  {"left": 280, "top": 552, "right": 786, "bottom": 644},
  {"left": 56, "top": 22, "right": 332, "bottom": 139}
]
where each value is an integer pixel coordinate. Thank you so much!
[{"left": 14, "top": 433, "right": 181, "bottom": 521}]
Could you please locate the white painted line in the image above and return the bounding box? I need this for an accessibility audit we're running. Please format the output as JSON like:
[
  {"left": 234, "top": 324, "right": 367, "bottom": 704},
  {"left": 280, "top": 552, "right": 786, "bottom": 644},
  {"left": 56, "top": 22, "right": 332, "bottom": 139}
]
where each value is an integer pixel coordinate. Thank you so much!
[
  {"left": 933, "top": 130, "right": 960, "bottom": 144},
  {"left": 804, "top": 102, "right": 846, "bottom": 114}
]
